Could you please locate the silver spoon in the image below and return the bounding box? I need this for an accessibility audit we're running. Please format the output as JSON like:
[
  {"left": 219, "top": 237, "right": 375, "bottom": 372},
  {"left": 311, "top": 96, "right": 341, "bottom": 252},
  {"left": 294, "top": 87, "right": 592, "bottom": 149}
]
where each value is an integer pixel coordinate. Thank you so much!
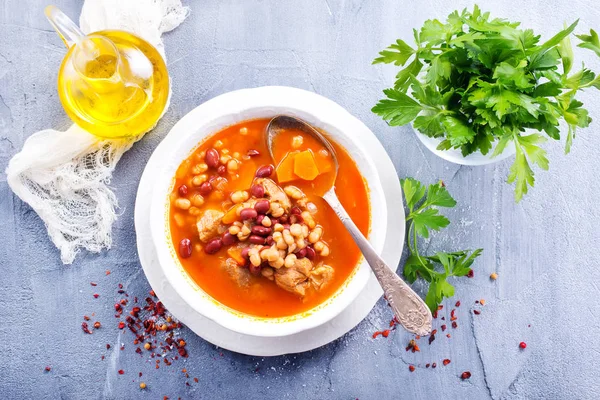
[{"left": 266, "top": 115, "right": 432, "bottom": 336}]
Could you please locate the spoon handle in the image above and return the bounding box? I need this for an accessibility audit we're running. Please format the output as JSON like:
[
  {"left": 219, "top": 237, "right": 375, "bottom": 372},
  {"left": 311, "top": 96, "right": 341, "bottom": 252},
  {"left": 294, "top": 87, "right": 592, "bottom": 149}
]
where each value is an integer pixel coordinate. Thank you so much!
[{"left": 323, "top": 190, "right": 432, "bottom": 336}]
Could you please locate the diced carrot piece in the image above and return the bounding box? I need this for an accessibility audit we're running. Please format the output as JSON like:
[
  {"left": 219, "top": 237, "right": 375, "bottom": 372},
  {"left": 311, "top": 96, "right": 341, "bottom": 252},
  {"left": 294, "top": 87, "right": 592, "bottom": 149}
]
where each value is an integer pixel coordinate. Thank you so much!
[
  {"left": 276, "top": 151, "right": 299, "bottom": 183},
  {"left": 294, "top": 150, "right": 320, "bottom": 181},
  {"left": 314, "top": 148, "right": 333, "bottom": 173},
  {"left": 227, "top": 246, "right": 246, "bottom": 265},
  {"left": 236, "top": 159, "right": 257, "bottom": 189},
  {"left": 222, "top": 204, "right": 242, "bottom": 224}
]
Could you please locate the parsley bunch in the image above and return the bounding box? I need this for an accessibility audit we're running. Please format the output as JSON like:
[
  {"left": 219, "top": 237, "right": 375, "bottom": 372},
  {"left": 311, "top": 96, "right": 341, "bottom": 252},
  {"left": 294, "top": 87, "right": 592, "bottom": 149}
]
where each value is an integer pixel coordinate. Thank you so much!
[
  {"left": 373, "top": 5, "right": 600, "bottom": 201},
  {"left": 402, "top": 178, "right": 482, "bottom": 312}
]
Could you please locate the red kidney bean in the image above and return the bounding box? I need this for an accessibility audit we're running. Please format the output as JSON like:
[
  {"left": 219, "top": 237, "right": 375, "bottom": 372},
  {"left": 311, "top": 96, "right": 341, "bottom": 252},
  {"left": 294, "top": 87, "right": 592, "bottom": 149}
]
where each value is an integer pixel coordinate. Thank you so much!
[
  {"left": 254, "top": 199, "right": 270, "bottom": 214},
  {"left": 247, "top": 149, "right": 260, "bottom": 157},
  {"left": 249, "top": 235, "right": 266, "bottom": 245},
  {"left": 296, "top": 248, "right": 307, "bottom": 259},
  {"left": 250, "top": 184, "right": 265, "bottom": 198},
  {"left": 249, "top": 264, "right": 262, "bottom": 275},
  {"left": 217, "top": 165, "right": 226, "bottom": 175},
  {"left": 240, "top": 208, "right": 258, "bottom": 220},
  {"left": 305, "top": 246, "right": 316, "bottom": 260},
  {"left": 179, "top": 238, "right": 192, "bottom": 258},
  {"left": 222, "top": 232, "right": 237, "bottom": 246},
  {"left": 199, "top": 181, "right": 212, "bottom": 196},
  {"left": 178, "top": 184, "right": 189, "bottom": 196},
  {"left": 241, "top": 247, "right": 250, "bottom": 260},
  {"left": 278, "top": 215, "right": 289, "bottom": 224},
  {"left": 256, "top": 215, "right": 265, "bottom": 225},
  {"left": 283, "top": 224, "right": 291, "bottom": 231},
  {"left": 205, "top": 148, "right": 219, "bottom": 168},
  {"left": 205, "top": 238, "right": 223, "bottom": 254},
  {"left": 291, "top": 206, "right": 302, "bottom": 215},
  {"left": 290, "top": 214, "right": 303, "bottom": 224},
  {"left": 252, "top": 225, "right": 272, "bottom": 236},
  {"left": 266, "top": 235, "right": 275, "bottom": 246},
  {"left": 255, "top": 164, "right": 274, "bottom": 178}
]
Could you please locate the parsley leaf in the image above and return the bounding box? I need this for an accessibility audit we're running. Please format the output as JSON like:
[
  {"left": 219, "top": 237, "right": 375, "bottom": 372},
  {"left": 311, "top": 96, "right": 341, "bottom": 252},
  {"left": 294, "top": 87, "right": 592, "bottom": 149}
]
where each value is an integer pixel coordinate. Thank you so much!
[
  {"left": 373, "top": 6, "right": 600, "bottom": 202},
  {"left": 402, "top": 178, "right": 482, "bottom": 312}
]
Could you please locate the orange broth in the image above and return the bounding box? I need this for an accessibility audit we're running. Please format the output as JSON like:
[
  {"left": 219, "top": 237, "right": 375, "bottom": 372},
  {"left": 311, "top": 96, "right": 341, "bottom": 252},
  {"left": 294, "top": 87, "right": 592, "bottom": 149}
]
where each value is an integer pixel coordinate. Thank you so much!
[{"left": 169, "top": 119, "right": 370, "bottom": 318}]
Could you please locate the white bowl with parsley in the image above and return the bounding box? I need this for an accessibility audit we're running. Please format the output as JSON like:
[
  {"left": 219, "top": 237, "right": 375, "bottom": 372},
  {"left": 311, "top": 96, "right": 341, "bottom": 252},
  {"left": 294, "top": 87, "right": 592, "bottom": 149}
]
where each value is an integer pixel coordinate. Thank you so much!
[{"left": 373, "top": 5, "right": 600, "bottom": 201}]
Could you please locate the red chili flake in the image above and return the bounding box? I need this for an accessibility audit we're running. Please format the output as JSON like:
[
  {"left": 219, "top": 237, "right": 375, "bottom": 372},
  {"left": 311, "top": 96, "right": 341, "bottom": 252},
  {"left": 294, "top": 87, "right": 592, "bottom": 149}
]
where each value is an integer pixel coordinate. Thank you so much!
[
  {"left": 81, "top": 322, "right": 92, "bottom": 334},
  {"left": 83, "top": 315, "right": 90, "bottom": 321},
  {"left": 114, "top": 303, "right": 122, "bottom": 311},
  {"left": 441, "top": 324, "right": 447, "bottom": 331},
  {"left": 150, "top": 290, "right": 156, "bottom": 297},
  {"left": 437, "top": 305, "right": 444, "bottom": 310},
  {"left": 452, "top": 321, "right": 458, "bottom": 329},
  {"left": 106, "top": 344, "right": 111, "bottom": 350},
  {"left": 120, "top": 299, "right": 127, "bottom": 306},
  {"left": 139, "top": 372, "right": 143, "bottom": 377},
  {"left": 101, "top": 355, "right": 105, "bottom": 360},
  {"left": 118, "top": 283, "right": 124, "bottom": 289},
  {"left": 90, "top": 282, "right": 97, "bottom": 286},
  {"left": 432, "top": 363, "right": 437, "bottom": 368},
  {"left": 432, "top": 310, "right": 438, "bottom": 319},
  {"left": 425, "top": 363, "right": 430, "bottom": 368},
  {"left": 372, "top": 331, "right": 382, "bottom": 339},
  {"left": 93, "top": 293, "right": 99, "bottom": 299},
  {"left": 408, "top": 365, "right": 415, "bottom": 372},
  {"left": 455, "top": 301, "right": 461, "bottom": 307},
  {"left": 450, "top": 309, "right": 457, "bottom": 321},
  {"left": 461, "top": 371, "right": 472, "bottom": 380},
  {"left": 105, "top": 270, "right": 111, "bottom": 275},
  {"left": 446, "top": 334, "right": 451, "bottom": 338},
  {"left": 473, "top": 310, "right": 481, "bottom": 315},
  {"left": 519, "top": 342, "right": 527, "bottom": 349},
  {"left": 415, "top": 335, "right": 420, "bottom": 340},
  {"left": 194, "top": 377, "right": 199, "bottom": 383},
  {"left": 443, "top": 359, "right": 451, "bottom": 366},
  {"left": 382, "top": 330, "right": 390, "bottom": 338},
  {"left": 118, "top": 322, "right": 125, "bottom": 329},
  {"left": 93, "top": 321, "right": 101, "bottom": 329},
  {"left": 467, "top": 269, "right": 474, "bottom": 278},
  {"left": 44, "top": 366, "right": 51, "bottom": 372},
  {"left": 118, "top": 369, "right": 124, "bottom": 375}
]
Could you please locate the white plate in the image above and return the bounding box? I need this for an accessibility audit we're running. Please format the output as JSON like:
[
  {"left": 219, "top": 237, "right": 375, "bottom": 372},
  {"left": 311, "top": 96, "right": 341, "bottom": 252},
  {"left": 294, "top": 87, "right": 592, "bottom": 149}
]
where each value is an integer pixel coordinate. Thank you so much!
[
  {"left": 148, "top": 87, "right": 388, "bottom": 338},
  {"left": 134, "top": 86, "right": 405, "bottom": 356}
]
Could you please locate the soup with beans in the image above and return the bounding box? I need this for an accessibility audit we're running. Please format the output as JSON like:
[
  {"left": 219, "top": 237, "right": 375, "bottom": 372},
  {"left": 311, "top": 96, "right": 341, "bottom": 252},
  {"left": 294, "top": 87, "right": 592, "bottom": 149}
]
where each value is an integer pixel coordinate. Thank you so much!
[{"left": 169, "top": 119, "right": 370, "bottom": 318}]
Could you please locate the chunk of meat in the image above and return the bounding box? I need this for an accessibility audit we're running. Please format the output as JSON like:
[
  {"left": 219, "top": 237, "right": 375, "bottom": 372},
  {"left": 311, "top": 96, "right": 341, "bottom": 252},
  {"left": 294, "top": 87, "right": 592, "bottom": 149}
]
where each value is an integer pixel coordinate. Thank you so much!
[
  {"left": 196, "top": 209, "right": 225, "bottom": 243},
  {"left": 274, "top": 257, "right": 312, "bottom": 296},
  {"left": 256, "top": 178, "right": 291, "bottom": 211},
  {"left": 223, "top": 258, "right": 251, "bottom": 288},
  {"left": 309, "top": 264, "right": 334, "bottom": 291}
]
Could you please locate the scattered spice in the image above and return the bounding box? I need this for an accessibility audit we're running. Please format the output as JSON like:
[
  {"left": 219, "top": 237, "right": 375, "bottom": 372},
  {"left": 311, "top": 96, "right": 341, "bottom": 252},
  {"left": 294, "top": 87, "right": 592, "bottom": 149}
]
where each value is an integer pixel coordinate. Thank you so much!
[
  {"left": 461, "top": 371, "right": 472, "bottom": 380},
  {"left": 81, "top": 322, "right": 92, "bottom": 334},
  {"left": 425, "top": 363, "right": 430, "bottom": 368},
  {"left": 455, "top": 301, "right": 461, "bottom": 307},
  {"left": 140, "top": 382, "right": 146, "bottom": 389},
  {"left": 105, "top": 270, "right": 111, "bottom": 275},
  {"left": 44, "top": 366, "right": 51, "bottom": 372},
  {"left": 194, "top": 377, "right": 199, "bottom": 383},
  {"left": 405, "top": 339, "right": 420, "bottom": 353},
  {"left": 118, "top": 322, "right": 125, "bottom": 329},
  {"left": 90, "top": 282, "right": 97, "bottom": 286},
  {"left": 106, "top": 344, "right": 111, "bottom": 350},
  {"left": 93, "top": 321, "right": 101, "bottom": 329},
  {"left": 451, "top": 321, "right": 458, "bottom": 329},
  {"left": 519, "top": 341, "right": 527, "bottom": 349},
  {"left": 408, "top": 365, "right": 415, "bottom": 372},
  {"left": 480, "top": 299, "right": 486, "bottom": 305},
  {"left": 381, "top": 330, "right": 390, "bottom": 338},
  {"left": 93, "top": 293, "right": 99, "bottom": 299},
  {"left": 490, "top": 272, "right": 498, "bottom": 280},
  {"left": 83, "top": 315, "right": 90, "bottom": 321},
  {"left": 441, "top": 324, "right": 447, "bottom": 331},
  {"left": 443, "top": 359, "right": 451, "bottom": 366},
  {"left": 467, "top": 269, "right": 474, "bottom": 278},
  {"left": 144, "top": 343, "right": 151, "bottom": 350},
  {"left": 432, "top": 363, "right": 437, "bottom": 368},
  {"left": 118, "top": 369, "right": 124, "bottom": 375},
  {"left": 473, "top": 310, "right": 481, "bottom": 315}
]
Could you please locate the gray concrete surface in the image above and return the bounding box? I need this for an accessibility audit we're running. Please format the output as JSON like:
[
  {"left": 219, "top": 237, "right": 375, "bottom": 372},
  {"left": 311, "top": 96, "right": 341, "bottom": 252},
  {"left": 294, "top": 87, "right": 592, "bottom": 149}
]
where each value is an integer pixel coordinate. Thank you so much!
[{"left": 2, "top": 0, "right": 600, "bottom": 399}]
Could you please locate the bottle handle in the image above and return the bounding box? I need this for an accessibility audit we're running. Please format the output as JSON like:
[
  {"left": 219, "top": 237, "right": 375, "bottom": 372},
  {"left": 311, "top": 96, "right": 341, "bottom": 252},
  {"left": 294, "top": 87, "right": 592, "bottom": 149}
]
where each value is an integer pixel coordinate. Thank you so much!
[{"left": 45, "top": 5, "right": 85, "bottom": 48}]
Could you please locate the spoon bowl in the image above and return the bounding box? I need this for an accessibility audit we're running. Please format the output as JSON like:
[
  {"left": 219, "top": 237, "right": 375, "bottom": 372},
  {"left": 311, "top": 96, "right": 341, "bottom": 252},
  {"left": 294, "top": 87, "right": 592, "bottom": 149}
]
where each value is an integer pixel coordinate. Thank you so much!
[{"left": 266, "top": 115, "right": 433, "bottom": 336}]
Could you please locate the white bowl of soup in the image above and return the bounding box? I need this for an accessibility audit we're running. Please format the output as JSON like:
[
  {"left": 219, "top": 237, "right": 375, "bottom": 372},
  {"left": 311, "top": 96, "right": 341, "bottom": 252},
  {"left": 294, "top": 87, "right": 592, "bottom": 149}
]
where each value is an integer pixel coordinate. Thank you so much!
[{"left": 149, "top": 87, "right": 387, "bottom": 338}]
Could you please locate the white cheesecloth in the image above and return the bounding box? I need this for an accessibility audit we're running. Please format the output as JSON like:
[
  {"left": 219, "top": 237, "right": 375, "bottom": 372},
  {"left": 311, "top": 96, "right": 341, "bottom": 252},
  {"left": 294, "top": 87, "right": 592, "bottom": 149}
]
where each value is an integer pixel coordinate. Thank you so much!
[{"left": 5, "top": 0, "right": 189, "bottom": 264}]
